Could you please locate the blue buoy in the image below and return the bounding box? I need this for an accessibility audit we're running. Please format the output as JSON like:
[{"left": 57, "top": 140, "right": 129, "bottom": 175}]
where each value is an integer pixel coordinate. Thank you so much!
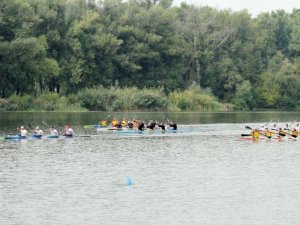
[{"left": 126, "top": 177, "right": 133, "bottom": 186}]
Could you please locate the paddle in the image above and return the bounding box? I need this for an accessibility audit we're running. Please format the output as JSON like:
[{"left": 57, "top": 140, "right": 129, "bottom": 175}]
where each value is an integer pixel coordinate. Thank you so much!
[
  {"left": 42, "top": 121, "right": 50, "bottom": 128},
  {"left": 104, "top": 112, "right": 113, "bottom": 120},
  {"left": 28, "top": 123, "right": 35, "bottom": 132},
  {"left": 245, "top": 126, "right": 252, "bottom": 130},
  {"left": 84, "top": 112, "right": 113, "bottom": 129},
  {"left": 241, "top": 134, "right": 252, "bottom": 136}
]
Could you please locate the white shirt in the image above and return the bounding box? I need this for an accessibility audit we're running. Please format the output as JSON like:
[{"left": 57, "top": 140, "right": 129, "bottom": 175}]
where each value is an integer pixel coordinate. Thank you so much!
[
  {"left": 50, "top": 128, "right": 58, "bottom": 135},
  {"left": 20, "top": 129, "right": 28, "bottom": 137},
  {"left": 65, "top": 127, "right": 74, "bottom": 136}
]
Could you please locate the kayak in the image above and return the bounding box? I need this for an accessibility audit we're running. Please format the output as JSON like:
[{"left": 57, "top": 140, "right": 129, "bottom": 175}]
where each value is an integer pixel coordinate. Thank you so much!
[
  {"left": 32, "top": 134, "right": 43, "bottom": 139},
  {"left": 4, "top": 135, "right": 26, "bottom": 140},
  {"left": 45, "top": 134, "right": 60, "bottom": 139},
  {"left": 4, "top": 134, "right": 42, "bottom": 140}
]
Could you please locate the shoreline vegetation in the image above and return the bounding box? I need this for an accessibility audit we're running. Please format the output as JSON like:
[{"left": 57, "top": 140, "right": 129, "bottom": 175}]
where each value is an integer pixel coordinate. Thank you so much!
[
  {"left": 1, "top": 0, "right": 300, "bottom": 111},
  {"left": 0, "top": 84, "right": 227, "bottom": 112}
]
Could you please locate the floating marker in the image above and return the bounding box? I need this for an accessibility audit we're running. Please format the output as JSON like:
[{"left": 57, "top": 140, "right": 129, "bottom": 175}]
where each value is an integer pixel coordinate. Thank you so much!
[{"left": 126, "top": 177, "right": 133, "bottom": 186}]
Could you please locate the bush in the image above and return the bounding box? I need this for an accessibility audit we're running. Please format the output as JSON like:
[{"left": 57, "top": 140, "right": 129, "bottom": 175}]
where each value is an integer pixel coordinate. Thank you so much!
[
  {"left": 168, "top": 84, "right": 222, "bottom": 111},
  {"left": 0, "top": 98, "right": 10, "bottom": 111},
  {"left": 8, "top": 95, "right": 34, "bottom": 111},
  {"left": 78, "top": 86, "right": 168, "bottom": 111}
]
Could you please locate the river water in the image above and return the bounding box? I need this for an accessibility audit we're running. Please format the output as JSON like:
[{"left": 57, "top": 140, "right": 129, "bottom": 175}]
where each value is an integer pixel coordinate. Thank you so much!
[{"left": 0, "top": 112, "right": 300, "bottom": 225}]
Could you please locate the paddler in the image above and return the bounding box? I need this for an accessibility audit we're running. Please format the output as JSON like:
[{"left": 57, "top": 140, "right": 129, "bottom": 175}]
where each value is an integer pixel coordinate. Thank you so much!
[
  {"left": 251, "top": 128, "right": 260, "bottom": 139},
  {"left": 100, "top": 119, "right": 107, "bottom": 127},
  {"left": 64, "top": 123, "right": 74, "bottom": 137},
  {"left": 50, "top": 126, "right": 58, "bottom": 135},
  {"left": 18, "top": 126, "right": 28, "bottom": 138},
  {"left": 121, "top": 118, "right": 128, "bottom": 127},
  {"left": 147, "top": 121, "right": 156, "bottom": 130},
  {"left": 278, "top": 127, "right": 287, "bottom": 136},
  {"left": 294, "top": 123, "right": 299, "bottom": 131},
  {"left": 271, "top": 123, "right": 278, "bottom": 131},
  {"left": 158, "top": 122, "right": 166, "bottom": 132},
  {"left": 132, "top": 119, "right": 145, "bottom": 131},
  {"left": 258, "top": 124, "right": 265, "bottom": 132},
  {"left": 127, "top": 120, "right": 134, "bottom": 129},
  {"left": 34, "top": 126, "right": 44, "bottom": 136},
  {"left": 284, "top": 123, "right": 290, "bottom": 131},
  {"left": 264, "top": 127, "right": 273, "bottom": 139},
  {"left": 291, "top": 128, "right": 299, "bottom": 138},
  {"left": 110, "top": 118, "right": 119, "bottom": 127},
  {"left": 169, "top": 121, "right": 177, "bottom": 130}
]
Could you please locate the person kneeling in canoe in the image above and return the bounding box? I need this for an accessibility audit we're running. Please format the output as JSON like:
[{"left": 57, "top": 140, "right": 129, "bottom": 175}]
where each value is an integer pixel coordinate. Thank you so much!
[
  {"left": 64, "top": 124, "right": 74, "bottom": 137},
  {"left": 147, "top": 121, "right": 156, "bottom": 130},
  {"left": 291, "top": 128, "right": 298, "bottom": 138},
  {"left": 110, "top": 118, "right": 119, "bottom": 127},
  {"left": 251, "top": 128, "right": 260, "bottom": 139},
  {"left": 158, "top": 122, "right": 166, "bottom": 132},
  {"left": 127, "top": 120, "right": 134, "bottom": 129},
  {"left": 278, "top": 128, "right": 287, "bottom": 137},
  {"left": 264, "top": 127, "right": 274, "bottom": 139},
  {"left": 100, "top": 119, "right": 107, "bottom": 127},
  {"left": 121, "top": 118, "right": 128, "bottom": 127},
  {"left": 169, "top": 121, "right": 177, "bottom": 130}
]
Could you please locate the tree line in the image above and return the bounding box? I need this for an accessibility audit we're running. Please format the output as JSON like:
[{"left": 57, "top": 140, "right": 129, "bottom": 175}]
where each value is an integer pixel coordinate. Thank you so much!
[{"left": 1, "top": 0, "right": 300, "bottom": 111}]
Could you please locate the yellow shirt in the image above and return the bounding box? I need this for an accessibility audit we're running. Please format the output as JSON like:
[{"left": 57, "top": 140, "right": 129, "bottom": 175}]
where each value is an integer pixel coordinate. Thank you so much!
[
  {"left": 252, "top": 130, "right": 260, "bottom": 139},
  {"left": 111, "top": 119, "right": 118, "bottom": 126},
  {"left": 265, "top": 131, "right": 273, "bottom": 138},
  {"left": 100, "top": 120, "right": 107, "bottom": 127},
  {"left": 121, "top": 119, "right": 128, "bottom": 127},
  {"left": 291, "top": 130, "right": 298, "bottom": 137}
]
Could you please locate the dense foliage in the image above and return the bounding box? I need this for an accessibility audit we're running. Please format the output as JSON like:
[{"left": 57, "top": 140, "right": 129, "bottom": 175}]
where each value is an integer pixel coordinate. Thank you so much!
[{"left": 1, "top": 0, "right": 300, "bottom": 110}]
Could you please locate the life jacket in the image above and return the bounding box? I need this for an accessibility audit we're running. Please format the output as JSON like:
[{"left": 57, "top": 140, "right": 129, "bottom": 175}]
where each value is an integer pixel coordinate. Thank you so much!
[
  {"left": 291, "top": 130, "right": 298, "bottom": 138},
  {"left": 252, "top": 130, "right": 260, "bottom": 139},
  {"left": 100, "top": 120, "right": 107, "bottom": 126},
  {"left": 265, "top": 130, "right": 273, "bottom": 138}
]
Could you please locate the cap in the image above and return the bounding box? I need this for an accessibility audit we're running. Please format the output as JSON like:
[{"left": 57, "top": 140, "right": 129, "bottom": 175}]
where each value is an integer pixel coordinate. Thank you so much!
[
  {"left": 36, "top": 127, "right": 39, "bottom": 130},
  {"left": 20, "top": 126, "right": 24, "bottom": 129}
]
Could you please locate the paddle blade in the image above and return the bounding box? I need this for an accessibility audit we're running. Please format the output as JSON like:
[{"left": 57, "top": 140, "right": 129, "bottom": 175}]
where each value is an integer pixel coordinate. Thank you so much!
[
  {"left": 245, "top": 126, "right": 253, "bottom": 130},
  {"left": 241, "top": 134, "right": 251, "bottom": 136}
]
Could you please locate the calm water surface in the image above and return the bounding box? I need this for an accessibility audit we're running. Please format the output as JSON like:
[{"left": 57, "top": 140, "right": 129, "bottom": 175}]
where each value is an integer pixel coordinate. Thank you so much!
[{"left": 0, "top": 112, "right": 300, "bottom": 225}]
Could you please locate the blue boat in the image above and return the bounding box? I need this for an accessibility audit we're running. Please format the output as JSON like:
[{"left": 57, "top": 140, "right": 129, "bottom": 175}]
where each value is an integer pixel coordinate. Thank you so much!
[
  {"left": 4, "top": 135, "right": 26, "bottom": 140},
  {"left": 32, "top": 134, "right": 43, "bottom": 139},
  {"left": 45, "top": 135, "right": 60, "bottom": 139}
]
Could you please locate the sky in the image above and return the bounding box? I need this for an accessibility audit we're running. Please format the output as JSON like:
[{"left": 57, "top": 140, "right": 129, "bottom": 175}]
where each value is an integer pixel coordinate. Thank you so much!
[{"left": 173, "top": 0, "right": 299, "bottom": 17}]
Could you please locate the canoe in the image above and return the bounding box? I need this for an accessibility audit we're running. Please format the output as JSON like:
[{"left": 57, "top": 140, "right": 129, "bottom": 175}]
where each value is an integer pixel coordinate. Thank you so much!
[
  {"left": 84, "top": 124, "right": 107, "bottom": 129},
  {"left": 241, "top": 136, "right": 297, "bottom": 141},
  {"left": 95, "top": 126, "right": 125, "bottom": 132},
  {"left": 116, "top": 128, "right": 178, "bottom": 135}
]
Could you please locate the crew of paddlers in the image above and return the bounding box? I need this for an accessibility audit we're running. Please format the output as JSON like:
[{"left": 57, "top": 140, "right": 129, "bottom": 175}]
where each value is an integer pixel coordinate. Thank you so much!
[
  {"left": 13, "top": 118, "right": 177, "bottom": 138},
  {"left": 248, "top": 122, "right": 299, "bottom": 139}
]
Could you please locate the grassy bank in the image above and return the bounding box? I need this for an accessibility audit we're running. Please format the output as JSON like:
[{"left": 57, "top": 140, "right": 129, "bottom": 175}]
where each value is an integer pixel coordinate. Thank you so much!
[{"left": 0, "top": 86, "right": 225, "bottom": 112}]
